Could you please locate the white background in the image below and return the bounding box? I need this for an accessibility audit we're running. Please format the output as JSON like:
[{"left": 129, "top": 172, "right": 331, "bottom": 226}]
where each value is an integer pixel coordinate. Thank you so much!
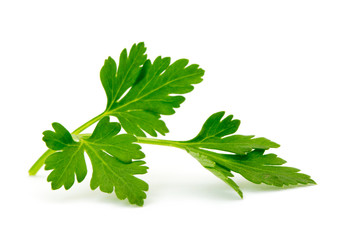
[{"left": 1, "top": 0, "right": 337, "bottom": 239}]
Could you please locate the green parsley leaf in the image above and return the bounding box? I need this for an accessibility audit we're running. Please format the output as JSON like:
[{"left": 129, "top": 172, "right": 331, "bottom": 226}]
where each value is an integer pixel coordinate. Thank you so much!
[
  {"left": 43, "top": 123, "right": 87, "bottom": 190},
  {"left": 184, "top": 111, "right": 280, "bottom": 154},
  {"left": 219, "top": 149, "right": 316, "bottom": 186},
  {"left": 100, "top": 42, "right": 204, "bottom": 137},
  {"left": 182, "top": 112, "right": 316, "bottom": 198},
  {"left": 188, "top": 148, "right": 315, "bottom": 198},
  {"left": 43, "top": 117, "right": 148, "bottom": 206}
]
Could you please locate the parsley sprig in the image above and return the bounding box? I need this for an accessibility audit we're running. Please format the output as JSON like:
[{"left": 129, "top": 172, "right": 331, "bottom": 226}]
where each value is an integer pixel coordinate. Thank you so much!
[
  {"left": 29, "top": 43, "right": 315, "bottom": 206},
  {"left": 137, "top": 111, "right": 315, "bottom": 198}
]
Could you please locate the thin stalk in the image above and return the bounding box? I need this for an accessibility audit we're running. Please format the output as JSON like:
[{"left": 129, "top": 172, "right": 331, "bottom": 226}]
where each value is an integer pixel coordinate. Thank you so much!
[
  {"left": 28, "top": 111, "right": 107, "bottom": 175},
  {"left": 136, "top": 137, "right": 185, "bottom": 150},
  {"left": 28, "top": 149, "right": 54, "bottom": 176},
  {"left": 72, "top": 112, "right": 107, "bottom": 134}
]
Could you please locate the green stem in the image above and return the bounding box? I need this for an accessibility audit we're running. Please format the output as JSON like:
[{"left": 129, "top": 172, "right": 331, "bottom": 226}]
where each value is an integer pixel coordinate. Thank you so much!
[
  {"left": 72, "top": 112, "right": 107, "bottom": 135},
  {"left": 136, "top": 137, "right": 185, "bottom": 150},
  {"left": 28, "top": 112, "right": 107, "bottom": 176},
  {"left": 28, "top": 149, "right": 54, "bottom": 176}
]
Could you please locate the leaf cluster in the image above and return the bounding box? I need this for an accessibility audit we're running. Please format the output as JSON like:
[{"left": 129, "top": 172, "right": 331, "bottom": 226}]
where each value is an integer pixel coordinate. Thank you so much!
[
  {"left": 183, "top": 112, "right": 315, "bottom": 198},
  {"left": 44, "top": 117, "right": 148, "bottom": 206},
  {"left": 36, "top": 43, "right": 315, "bottom": 206},
  {"left": 100, "top": 42, "right": 204, "bottom": 137}
]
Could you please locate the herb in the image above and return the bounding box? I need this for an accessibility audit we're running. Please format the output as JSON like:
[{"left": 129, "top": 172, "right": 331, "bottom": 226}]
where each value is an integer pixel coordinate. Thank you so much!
[
  {"left": 172, "top": 112, "right": 314, "bottom": 198},
  {"left": 29, "top": 43, "right": 315, "bottom": 206},
  {"left": 44, "top": 117, "right": 148, "bottom": 206},
  {"left": 100, "top": 42, "right": 204, "bottom": 137}
]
